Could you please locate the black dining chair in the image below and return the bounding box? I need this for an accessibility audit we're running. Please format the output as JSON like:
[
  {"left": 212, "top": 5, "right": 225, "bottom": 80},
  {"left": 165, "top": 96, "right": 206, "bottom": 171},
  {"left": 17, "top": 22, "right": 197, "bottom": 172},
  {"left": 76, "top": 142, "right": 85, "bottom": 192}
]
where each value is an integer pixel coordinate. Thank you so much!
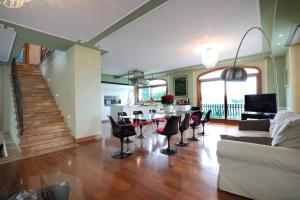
[
  {"left": 117, "top": 112, "right": 138, "bottom": 143},
  {"left": 156, "top": 116, "right": 180, "bottom": 155},
  {"left": 108, "top": 116, "right": 136, "bottom": 159},
  {"left": 200, "top": 110, "right": 212, "bottom": 135},
  {"left": 190, "top": 106, "right": 201, "bottom": 120},
  {"left": 133, "top": 110, "right": 152, "bottom": 139},
  {"left": 187, "top": 111, "right": 202, "bottom": 141},
  {"left": 176, "top": 113, "right": 191, "bottom": 147}
]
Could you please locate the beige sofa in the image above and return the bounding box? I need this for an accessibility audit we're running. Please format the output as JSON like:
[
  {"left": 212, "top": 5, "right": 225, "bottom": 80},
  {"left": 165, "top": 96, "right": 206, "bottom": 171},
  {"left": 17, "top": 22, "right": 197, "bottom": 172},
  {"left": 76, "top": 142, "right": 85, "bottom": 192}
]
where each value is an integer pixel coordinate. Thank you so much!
[{"left": 217, "top": 110, "right": 300, "bottom": 200}]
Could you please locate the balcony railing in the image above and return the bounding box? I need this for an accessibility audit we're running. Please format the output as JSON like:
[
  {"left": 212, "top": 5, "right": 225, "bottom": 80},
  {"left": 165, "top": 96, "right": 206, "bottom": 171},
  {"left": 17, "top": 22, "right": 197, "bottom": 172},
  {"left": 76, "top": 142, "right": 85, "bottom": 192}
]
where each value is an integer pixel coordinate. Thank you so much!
[{"left": 201, "top": 104, "right": 244, "bottom": 120}]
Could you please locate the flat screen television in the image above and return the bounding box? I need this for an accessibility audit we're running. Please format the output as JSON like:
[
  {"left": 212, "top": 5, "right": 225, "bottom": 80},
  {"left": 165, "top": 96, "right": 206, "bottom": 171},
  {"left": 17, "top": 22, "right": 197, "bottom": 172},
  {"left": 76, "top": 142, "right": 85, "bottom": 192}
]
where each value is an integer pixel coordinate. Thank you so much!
[{"left": 244, "top": 93, "right": 277, "bottom": 113}]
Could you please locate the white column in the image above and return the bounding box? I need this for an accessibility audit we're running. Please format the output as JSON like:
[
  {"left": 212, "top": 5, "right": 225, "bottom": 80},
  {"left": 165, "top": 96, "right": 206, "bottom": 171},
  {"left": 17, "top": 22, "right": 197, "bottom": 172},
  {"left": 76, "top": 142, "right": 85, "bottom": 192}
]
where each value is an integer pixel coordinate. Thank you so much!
[{"left": 288, "top": 44, "right": 300, "bottom": 114}]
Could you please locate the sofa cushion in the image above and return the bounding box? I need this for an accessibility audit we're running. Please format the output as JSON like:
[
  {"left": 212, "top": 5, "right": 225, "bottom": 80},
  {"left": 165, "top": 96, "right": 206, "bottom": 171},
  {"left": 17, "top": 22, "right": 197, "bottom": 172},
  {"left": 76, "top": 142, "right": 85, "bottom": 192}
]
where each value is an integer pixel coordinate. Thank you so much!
[
  {"left": 271, "top": 110, "right": 300, "bottom": 148},
  {"left": 269, "top": 110, "right": 293, "bottom": 137},
  {"left": 221, "top": 135, "right": 272, "bottom": 146},
  {"left": 238, "top": 119, "right": 270, "bottom": 131}
]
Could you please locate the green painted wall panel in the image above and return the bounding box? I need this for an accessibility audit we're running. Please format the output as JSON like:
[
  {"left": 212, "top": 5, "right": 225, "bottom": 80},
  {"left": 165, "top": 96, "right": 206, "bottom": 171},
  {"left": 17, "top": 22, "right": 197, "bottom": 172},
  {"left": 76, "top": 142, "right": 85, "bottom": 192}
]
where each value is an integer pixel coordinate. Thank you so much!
[
  {"left": 101, "top": 73, "right": 132, "bottom": 85},
  {"left": 266, "top": 55, "right": 287, "bottom": 107}
]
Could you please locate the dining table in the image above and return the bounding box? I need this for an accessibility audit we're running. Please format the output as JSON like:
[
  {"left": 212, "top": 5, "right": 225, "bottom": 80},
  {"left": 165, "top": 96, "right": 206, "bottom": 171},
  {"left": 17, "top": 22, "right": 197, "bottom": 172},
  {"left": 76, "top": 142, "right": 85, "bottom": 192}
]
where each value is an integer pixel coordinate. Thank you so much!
[{"left": 121, "top": 110, "right": 197, "bottom": 139}]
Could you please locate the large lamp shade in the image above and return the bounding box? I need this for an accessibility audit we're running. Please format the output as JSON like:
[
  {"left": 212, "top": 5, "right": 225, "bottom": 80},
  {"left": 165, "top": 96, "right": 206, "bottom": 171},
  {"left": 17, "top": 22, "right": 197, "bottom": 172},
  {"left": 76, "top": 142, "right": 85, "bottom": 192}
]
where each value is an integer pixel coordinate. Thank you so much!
[{"left": 220, "top": 66, "right": 247, "bottom": 81}]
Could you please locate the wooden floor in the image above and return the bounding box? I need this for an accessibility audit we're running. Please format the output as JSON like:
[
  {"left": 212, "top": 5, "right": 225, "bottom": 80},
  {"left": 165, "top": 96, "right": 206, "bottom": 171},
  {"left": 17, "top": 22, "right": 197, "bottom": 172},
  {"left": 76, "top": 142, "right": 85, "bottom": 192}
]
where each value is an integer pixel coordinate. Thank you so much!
[{"left": 0, "top": 122, "right": 249, "bottom": 200}]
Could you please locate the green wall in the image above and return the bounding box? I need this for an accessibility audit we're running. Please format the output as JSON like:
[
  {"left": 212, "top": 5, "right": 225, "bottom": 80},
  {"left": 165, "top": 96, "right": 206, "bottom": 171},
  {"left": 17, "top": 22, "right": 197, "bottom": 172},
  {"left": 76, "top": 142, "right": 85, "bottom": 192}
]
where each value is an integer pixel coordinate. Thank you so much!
[
  {"left": 101, "top": 73, "right": 133, "bottom": 85},
  {"left": 266, "top": 55, "right": 287, "bottom": 107},
  {"left": 146, "top": 55, "right": 288, "bottom": 107},
  {"left": 166, "top": 70, "right": 195, "bottom": 105}
]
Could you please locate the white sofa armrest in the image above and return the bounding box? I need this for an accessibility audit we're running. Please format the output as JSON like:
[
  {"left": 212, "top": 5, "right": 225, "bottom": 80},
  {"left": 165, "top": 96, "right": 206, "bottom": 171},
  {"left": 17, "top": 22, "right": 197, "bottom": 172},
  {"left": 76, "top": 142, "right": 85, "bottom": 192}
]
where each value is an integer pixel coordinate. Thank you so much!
[{"left": 217, "top": 140, "right": 300, "bottom": 174}]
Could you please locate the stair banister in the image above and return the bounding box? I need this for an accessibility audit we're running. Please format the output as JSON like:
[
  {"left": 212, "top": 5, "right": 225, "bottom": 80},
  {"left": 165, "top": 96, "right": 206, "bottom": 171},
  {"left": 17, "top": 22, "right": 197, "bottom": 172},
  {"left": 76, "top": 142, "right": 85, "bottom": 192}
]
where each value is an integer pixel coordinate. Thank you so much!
[{"left": 11, "top": 58, "right": 24, "bottom": 135}]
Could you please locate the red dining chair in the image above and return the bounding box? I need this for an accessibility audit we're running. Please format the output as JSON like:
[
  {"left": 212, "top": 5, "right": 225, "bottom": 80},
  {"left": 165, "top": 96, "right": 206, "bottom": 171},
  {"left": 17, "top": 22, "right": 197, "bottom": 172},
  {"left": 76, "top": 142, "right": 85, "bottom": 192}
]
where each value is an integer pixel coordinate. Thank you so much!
[
  {"left": 187, "top": 111, "right": 202, "bottom": 141},
  {"left": 156, "top": 116, "right": 180, "bottom": 155}
]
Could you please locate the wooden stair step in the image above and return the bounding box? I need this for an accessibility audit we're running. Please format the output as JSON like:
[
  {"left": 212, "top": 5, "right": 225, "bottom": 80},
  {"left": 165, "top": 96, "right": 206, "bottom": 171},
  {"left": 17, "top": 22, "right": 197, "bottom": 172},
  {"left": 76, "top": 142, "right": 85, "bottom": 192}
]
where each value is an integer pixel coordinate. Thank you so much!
[
  {"left": 22, "top": 92, "right": 53, "bottom": 97},
  {"left": 24, "top": 111, "right": 61, "bottom": 118},
  {"left": 21, "top": 87, "right": 50, "bottom": 92},
  {"left": 21, "top": 137, "right": 74, "bottom": 153},
  {"left": 21, "top": 143, "right": 78, "bottom": 156},
  {"left": 21, "top": 135, "right": 73, "bottom": 148},
  {"left": 24, "top": 100, "right": 56, "bottom": 107},
  {"left": 24, "top": 114, "right": 62, "bottom": 121},
  {"left": 23, "top": 122, "right": 66, "bottom": 132},
  {"left": 24, "top": 106, "right": 60, "bottom": 114},
  {"left": 22, "top": 128, "right": 69, "bottom": 137},
  {"left": 24, "top": 116, "right": 64, "bottom": 127},
  {"left": 21, "top": 130, "right": 70, "bottom": 142},
  {"left": 20, "top": 81, "right": 49, "bottom": 88},
  {"left": 23, "top": 96, "right": 54, "bottom": 101},
  {"left": 17, "top": 71, "right": 42, "bottom": 75}
]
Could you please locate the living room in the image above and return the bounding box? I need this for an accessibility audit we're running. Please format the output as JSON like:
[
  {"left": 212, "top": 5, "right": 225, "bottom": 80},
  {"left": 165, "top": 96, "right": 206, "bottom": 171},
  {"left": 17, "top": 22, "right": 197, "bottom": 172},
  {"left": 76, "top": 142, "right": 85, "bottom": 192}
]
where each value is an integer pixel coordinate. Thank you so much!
[{"left": 0, "top": 0, "right": 300, "bottom": 199}]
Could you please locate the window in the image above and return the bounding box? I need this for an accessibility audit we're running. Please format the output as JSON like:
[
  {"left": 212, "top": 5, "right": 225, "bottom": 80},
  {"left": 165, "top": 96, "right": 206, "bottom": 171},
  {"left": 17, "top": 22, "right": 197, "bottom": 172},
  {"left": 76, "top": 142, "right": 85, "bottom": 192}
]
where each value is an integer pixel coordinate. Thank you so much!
[
  {"left": 138, "top": 79, "right": 167, "bottom": 102},
  {"left": 198, "top": 67, "right": 261, "bottom": 121}
]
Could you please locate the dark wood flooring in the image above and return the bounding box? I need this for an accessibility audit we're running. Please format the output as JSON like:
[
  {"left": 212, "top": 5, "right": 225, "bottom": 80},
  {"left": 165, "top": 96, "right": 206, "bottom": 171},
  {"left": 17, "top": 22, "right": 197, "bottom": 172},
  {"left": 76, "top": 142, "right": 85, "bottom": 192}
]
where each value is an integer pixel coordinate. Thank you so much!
[{"left": 0, "top": 122, "right": 248, "bottom": 200}]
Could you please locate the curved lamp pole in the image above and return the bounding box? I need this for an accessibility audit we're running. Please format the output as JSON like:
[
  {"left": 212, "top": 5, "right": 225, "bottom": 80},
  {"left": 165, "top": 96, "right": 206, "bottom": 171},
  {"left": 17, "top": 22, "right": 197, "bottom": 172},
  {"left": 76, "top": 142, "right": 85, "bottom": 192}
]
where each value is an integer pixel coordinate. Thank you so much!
[{"left": 220, "top": 26, "right": 279, "bottom": 107}]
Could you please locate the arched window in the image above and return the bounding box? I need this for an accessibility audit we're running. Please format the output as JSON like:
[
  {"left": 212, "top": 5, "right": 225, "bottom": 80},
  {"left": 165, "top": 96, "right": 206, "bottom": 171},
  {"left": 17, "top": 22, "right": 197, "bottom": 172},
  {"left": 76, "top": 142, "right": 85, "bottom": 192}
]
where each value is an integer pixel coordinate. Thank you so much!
[
  {"left": 198, "top": 67, "right": 261, "bottom": 121},
  {"left": 137, "top": 79, "right": 167, "bottom": 102}
]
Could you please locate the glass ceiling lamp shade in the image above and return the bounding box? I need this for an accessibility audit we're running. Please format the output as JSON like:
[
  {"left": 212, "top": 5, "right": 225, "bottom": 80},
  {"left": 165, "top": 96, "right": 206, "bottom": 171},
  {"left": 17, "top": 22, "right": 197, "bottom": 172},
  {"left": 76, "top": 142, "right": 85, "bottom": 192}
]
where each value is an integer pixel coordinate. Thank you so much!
[
  {"left": 202, "top": 47, "right": 218, "bottom": 68},
  {"left": 2, "top": 0, "right": 31, "bottom": 8},
  {"left": 221, "top": 26, "right": 279, "bottom": 105}
]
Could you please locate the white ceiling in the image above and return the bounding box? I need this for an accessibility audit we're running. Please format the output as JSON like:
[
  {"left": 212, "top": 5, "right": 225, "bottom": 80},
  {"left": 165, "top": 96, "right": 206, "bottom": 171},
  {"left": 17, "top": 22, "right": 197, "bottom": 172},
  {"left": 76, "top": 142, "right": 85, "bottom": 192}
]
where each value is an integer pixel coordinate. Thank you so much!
[
  {"left": 0, "top": 0, "right": 148, "bottom": 41},
  {"left": 97, "top": 0, "right": 262, "bottom": 74}
]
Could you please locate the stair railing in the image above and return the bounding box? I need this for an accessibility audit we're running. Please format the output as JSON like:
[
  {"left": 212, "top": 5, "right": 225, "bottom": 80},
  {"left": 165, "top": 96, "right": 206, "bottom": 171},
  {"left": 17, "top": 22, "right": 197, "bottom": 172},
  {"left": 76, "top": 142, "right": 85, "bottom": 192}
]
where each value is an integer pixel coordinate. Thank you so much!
[{"left": 11, "top": 58, "right": 24, "bottom": 135}]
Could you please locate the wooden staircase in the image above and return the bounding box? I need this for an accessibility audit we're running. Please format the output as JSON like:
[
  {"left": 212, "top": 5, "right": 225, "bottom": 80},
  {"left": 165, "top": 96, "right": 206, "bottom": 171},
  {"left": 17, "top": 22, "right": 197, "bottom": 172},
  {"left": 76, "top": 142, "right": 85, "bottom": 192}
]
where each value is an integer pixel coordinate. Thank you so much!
[{"left": 16, "top": 63, "right": 76, "bottom": 155}]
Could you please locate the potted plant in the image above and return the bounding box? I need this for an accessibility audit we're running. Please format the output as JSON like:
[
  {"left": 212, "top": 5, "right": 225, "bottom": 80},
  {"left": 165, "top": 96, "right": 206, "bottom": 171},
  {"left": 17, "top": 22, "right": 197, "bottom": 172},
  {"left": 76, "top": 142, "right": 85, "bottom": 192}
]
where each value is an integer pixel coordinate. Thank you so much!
[{"left": 161, "top": 94, "right": 175, "bottom": 112}]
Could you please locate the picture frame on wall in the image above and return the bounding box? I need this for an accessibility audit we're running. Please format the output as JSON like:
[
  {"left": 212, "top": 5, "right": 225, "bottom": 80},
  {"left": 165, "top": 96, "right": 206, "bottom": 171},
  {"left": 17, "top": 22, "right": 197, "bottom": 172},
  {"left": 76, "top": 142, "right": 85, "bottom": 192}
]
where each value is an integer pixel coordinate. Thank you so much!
[{"left": 174, "top": 75, "right": 188, "bottom": 97}]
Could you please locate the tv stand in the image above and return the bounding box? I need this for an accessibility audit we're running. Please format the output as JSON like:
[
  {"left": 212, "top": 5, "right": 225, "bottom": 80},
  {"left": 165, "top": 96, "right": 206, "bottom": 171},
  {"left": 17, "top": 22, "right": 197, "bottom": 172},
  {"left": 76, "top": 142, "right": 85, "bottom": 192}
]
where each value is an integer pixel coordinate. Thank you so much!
[{"left": 241, "top": 112, "right": 276, "bottom": 120}]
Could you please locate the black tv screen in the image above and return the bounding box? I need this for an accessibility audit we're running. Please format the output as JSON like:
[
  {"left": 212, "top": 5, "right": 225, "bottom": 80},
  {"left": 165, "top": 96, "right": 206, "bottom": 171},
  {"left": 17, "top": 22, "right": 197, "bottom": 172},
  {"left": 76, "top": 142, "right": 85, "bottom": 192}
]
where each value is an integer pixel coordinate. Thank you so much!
[{"left": 244, "top": 94, "right": 277, "bottom": 113}]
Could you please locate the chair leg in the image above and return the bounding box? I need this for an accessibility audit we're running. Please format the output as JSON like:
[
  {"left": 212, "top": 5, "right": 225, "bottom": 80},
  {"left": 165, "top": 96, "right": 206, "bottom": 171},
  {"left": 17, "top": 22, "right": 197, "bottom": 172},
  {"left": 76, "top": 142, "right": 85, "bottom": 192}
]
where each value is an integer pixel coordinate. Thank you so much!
[
  {"left": 187, "top": 127, "right": 200, "bottom": 141},
  {"left": 137, "top": 123, "right": 145, "bottom": 139},
  {"left": 123, "top": 136, "right": 133, "bottom": 144},
  {"left": 176, "top": 131, "right": 189, "bottom": 147},
  {"left": 160, "top": 136, "right": 177, "bottom": 155},
  {"left": 201, "top": 123, "right": 205, "bottom": 135},
  {"left": 112, "top": 138, "right": 132, "bottom": 159}
]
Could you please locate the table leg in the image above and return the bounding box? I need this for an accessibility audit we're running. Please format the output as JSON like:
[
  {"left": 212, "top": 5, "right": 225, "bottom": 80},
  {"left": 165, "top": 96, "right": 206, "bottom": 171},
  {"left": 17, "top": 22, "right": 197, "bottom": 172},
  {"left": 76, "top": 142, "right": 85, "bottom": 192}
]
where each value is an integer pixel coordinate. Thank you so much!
[{"left": 137, "top": 122, "right": 145, "bottom": 139}]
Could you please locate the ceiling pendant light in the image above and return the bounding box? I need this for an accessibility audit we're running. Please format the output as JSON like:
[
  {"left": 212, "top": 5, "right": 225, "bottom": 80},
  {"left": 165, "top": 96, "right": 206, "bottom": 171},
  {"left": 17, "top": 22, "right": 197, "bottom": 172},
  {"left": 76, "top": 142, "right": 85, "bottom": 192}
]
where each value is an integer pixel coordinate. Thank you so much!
[
  {"left": 202, "top": 47, "right": 218, "bottom": 68},
  {"left": 2, "top": 0, "right": 32, "bottom": 8}
]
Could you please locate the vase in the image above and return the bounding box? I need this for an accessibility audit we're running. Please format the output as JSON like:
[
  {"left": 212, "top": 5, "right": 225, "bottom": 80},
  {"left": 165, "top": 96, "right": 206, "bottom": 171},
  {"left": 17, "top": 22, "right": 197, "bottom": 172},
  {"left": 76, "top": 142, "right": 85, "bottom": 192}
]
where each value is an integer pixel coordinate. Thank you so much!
[{"left": 164, "top": 105, "right": 173, "bottom": 113}]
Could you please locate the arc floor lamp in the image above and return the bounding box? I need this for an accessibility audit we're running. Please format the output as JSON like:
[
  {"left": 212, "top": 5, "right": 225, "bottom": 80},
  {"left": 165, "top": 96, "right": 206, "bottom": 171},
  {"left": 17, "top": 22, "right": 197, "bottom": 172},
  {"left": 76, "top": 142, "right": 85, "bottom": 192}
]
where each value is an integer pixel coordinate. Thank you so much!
[{"left": 220, "top": 26, "right": 279, "bottom": 106}]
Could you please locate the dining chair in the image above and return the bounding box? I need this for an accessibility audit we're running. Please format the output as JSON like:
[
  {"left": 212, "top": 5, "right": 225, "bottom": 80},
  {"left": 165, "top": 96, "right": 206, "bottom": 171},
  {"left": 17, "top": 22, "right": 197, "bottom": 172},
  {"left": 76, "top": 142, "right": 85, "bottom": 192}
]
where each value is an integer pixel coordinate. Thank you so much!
[
  {"left": 190, "top": 106, "right": 201, "bottom": 120},
  {"left": 117, "top": 112, "right": 138, "bottom": 143},
  {"left": 149, "top": 109, "right": 165, "bottom": 128},
  {"left": 108, "top": 116, "right": 136, "bottom": 159},
  {"left": 187, "top": 111, "right": 202, "bottom": 141},
  {"left": 156, "top": 116, "right": 180, "bottom": 155},
  {"left": 176, "top": 113, "right": 191, "bottom": 147},
  {"left": 133, "top": 110, "right": 151, "bottom": 139},
  {"left": 200, "top": 110, "right": 212, "bottom": 135}
]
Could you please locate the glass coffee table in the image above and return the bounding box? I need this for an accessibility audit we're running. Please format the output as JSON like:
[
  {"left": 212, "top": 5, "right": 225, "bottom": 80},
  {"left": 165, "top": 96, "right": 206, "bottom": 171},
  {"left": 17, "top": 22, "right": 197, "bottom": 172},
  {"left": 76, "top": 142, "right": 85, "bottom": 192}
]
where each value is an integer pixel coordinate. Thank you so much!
[{"left": 0, "top": 173, "right": 83, "bottom": 200}]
